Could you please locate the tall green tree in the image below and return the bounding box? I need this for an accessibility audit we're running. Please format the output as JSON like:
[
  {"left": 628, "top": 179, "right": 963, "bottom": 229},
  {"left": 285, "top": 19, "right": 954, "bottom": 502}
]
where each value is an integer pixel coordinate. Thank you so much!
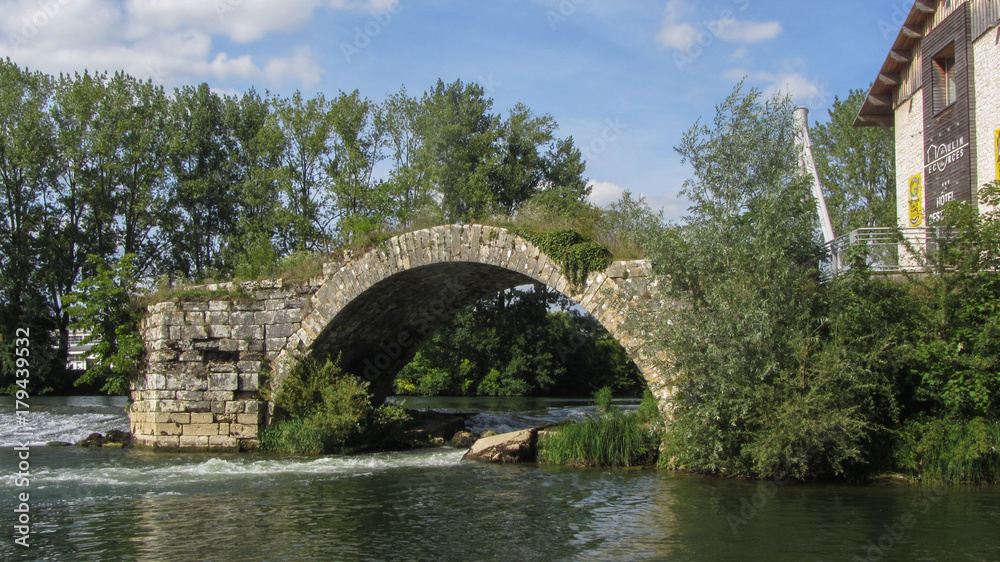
[
  {"left": 811, "top": 88, "right": 896, "bottom": 231},
  {"left": 163, "top": 83, "right": 239, "bottom": 279},
  {"left": 273, "top": 90, "right": 336, "bottom": 252},
  {"left": 0, "top": 59, "right": 60, "bottom": 392},
  {"left": 328, "top": 90, "right": 393, "bottom": 244},
  {"left": 641, "top": 84, "right": 897, "bottom": 479}
]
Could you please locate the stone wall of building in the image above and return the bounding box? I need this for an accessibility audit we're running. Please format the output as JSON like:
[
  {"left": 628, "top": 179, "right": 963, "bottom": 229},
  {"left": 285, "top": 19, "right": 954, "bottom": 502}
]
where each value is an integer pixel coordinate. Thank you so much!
[
  {"left": 895, "top": 89, "right": 927, "bottom": 228},
  {"left": 130, "top": 279, "right": 323, "bottom": 451},
  {"left": 973, "top": 27, "right": 1000, "bottom": 205}
]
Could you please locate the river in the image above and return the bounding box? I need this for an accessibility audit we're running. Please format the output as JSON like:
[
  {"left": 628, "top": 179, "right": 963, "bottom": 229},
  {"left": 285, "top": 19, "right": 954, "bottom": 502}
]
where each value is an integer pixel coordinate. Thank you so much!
[{"left": 2, "top": 396, "right": 999, "bottom": 561}]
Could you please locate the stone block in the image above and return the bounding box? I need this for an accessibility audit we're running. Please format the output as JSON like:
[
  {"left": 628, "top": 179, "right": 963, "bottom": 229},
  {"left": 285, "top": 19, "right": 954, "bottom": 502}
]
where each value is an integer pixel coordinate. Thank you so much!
[
  {"left": 148, "top": 350, "right": 178, "bottom": 363},
  {"left": 154, "top": 436, "right": 181, "bottom": 449},
  {"left": 266, "top": 337, "right": 288, "bottom": 352},
  {"left": 165, "top": 312, "right": 186, "bottom": 326},
  {"left": 266, "top": 323, "right": 295, "bottom": 339},
  {"left": 175, "top": 390, "right": 205, "bottom": 402},
  {"left": 169, "top": 413, "right": 191, "bottom": 424},
  {"left": 209, "top": 373, "right": 239, "bottom": 391},
  {"left": 238, "top": 373, "right": 259, "bottom": 391},
  {"left": 179, "top": 435, "right": 211, "bottom": 448},
  {"left": 254, "top": 311, "right": 276, "bottom": 324},
  {"left": 182, "top": 325, "right": 208, "bottom": 339},
  {"left": 237, "top": 361, "right": 262, "bottom": 374},
  {"left": 224, "top": 401, "right": 245, "bottom": 414},
  {"left": 209, "top": 361, "right": 238, "bottom": 373},
  {"left": 232, "top": 325, "right": 264, "bottom": 340},
  {"left": 209, "top": 300, "right": 231, "bottom": 311},
  {"left": 179, "top": 350, "right": 202, "bottom": 362},
  {"left": 230, "top": 424, "right": 258, "bottom": 438},
  {"left": 231, "top": 311, "right": 256, "bottom": 325},
  {"left": 152, "top": 400, "right": 185, "bottom": 413},
  {"left": 182, "top": 423, "right": 221, "bottom": 436},
  {"left": 219, "top": 339, "right": 241, "bottom": 352},
  {"left": 147, "top": 373, "right": 168, "bottom": 390},
  {"left": 154, "top": 412, "right": 173, "bottom": 423},
  {"left": 237, "top": 413, "right": 262, "bottom": 425},
  {"left": 190, "top": 412, "right": 214, "bottom": 424},
  {"left": 273, "top": 309, "right": 302, "bottom": 324},
  {"left": 184, "top": 400, "right": 212, "bottom": 412},
  {"left": 207, "top": 324, "right": 232, "bottom": 338},
  {"left": 244, "top": 400, "right": 261, "bottom": 414},
  {"left": 209, "top": 435, "right": 238, "bottom": 449},
  {"left": 153, "top": 422, "right": 182, "bottom": 436},
  {"left": 211, "top": 401, "right": 226, "bottom": 414},
  {"left": 204, "top": 391, "right": 234, "bottom": 401}
]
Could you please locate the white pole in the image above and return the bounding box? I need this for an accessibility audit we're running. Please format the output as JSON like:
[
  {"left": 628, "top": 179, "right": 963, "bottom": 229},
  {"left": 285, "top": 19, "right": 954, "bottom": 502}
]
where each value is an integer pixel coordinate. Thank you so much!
[{"left": 794, "top": 107, "right": 837, "bottom": 246}]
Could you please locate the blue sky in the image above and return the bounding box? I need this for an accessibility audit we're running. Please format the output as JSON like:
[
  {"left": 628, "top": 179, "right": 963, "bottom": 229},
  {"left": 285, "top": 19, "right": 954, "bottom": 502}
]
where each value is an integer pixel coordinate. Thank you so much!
[{"left": 0, "top": 0, "right": 911, "bottom": 220}]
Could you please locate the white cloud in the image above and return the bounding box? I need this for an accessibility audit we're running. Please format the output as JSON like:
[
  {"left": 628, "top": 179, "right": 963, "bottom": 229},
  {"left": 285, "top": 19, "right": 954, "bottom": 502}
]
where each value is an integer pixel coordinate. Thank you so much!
[
  {"left": 724, "top": 67, "right": 825, "bottom": 107},
  {"left": 588, "top": 180, "right": 626, "bottom": 208},
  {"left": 717, "top": 19, "right": 781, "bottom": 44},
  {"left": 0, "top": 0, "right": 335, "bottom": 89},
  {"left": 329, "top": 0, "right": 399, "bottom": 11},
  {"left": 657, "top": 0, "right": 781, "bottom": 52},
  {"left": 125, "top": 0, "right": 321, "bottom": 44},
  {"left": 729, "top": 46, "right": 750, "bottom": 63}
]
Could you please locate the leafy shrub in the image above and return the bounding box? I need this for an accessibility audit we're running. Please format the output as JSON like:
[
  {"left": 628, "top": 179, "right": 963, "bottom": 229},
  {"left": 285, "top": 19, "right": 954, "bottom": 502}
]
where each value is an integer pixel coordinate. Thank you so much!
[{"left": 262, "top": 357, "right": 411, "bottom": 454}]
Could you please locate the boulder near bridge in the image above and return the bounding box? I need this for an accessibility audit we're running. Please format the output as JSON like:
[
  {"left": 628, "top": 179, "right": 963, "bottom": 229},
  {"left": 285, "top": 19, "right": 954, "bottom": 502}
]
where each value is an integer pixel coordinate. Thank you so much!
[{"left": 130, "top": 225, "right": 667, "bottom": 450}]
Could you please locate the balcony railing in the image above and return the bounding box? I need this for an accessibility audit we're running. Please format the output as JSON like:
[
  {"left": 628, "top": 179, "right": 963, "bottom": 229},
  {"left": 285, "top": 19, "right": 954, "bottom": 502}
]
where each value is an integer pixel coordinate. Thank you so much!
[{"left": 825, "top": 227, "right": 957, "bottom": 274}]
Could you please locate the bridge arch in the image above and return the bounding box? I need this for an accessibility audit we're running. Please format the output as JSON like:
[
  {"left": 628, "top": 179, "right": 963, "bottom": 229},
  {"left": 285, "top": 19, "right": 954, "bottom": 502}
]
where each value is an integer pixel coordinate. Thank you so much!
[
  {"left": 272, "top": 224, "right": 658, "bottom": 402},
  {"left": 131, "top": 225, "right": 667, "bottom": 450}
]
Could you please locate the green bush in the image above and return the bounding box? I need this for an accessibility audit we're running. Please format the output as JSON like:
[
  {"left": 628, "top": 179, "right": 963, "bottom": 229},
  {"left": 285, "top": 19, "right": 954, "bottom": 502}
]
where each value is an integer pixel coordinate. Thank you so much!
[{"left": 262, "top": 357, "right": 411, "bottom": 454}]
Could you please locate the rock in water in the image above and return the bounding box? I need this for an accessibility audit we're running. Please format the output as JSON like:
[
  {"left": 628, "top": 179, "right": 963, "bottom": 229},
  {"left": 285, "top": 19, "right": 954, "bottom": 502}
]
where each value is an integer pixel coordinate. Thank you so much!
[
  {"left": 462, "top": 428, "right": 538, "bottom": 463},
  {"left": 450, "top": 431, "right": 477, "bottom": 448}
]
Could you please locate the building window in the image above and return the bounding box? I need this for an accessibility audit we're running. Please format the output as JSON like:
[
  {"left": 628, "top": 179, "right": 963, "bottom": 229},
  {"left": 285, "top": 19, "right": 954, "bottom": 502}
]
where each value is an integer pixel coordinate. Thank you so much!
[{"left": 933, "top": 44, "right": 957, "bottom": 113}]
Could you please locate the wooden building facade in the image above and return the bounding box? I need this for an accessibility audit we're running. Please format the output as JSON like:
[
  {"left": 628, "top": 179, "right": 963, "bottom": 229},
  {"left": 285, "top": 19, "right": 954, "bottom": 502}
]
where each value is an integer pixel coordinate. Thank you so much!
[{"left": 856, "top": 0, "right": 1000, "bottom": 228}]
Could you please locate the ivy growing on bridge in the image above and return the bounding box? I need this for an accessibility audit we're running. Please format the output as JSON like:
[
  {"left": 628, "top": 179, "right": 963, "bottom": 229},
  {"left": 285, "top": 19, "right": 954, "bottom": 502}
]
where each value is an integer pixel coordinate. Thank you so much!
[{"left": 507, "top": 228, "right": 612, "bottom": 287}]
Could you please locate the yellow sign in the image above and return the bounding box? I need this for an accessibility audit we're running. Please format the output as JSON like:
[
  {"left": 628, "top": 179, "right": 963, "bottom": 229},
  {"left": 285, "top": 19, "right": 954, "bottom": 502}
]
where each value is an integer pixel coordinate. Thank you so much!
[
  {"left": 909, "top": 173, "right": 924, "bottom": 226},
  {"left": 994, "top": 128, "right": 1000, "bottom": 182}
]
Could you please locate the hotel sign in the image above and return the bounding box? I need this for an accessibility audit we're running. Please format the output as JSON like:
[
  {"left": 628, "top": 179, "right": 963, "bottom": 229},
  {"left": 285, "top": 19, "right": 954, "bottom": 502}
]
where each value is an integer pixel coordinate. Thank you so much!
[{"left": 908, "top": 174, "right": 923, "bottom": 227}]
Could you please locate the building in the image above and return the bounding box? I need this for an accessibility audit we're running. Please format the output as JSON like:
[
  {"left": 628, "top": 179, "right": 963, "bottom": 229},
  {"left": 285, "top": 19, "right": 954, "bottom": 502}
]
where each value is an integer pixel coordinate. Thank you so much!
[{"left": 855, "top": 0, "right": 1000, "bottom": 229}]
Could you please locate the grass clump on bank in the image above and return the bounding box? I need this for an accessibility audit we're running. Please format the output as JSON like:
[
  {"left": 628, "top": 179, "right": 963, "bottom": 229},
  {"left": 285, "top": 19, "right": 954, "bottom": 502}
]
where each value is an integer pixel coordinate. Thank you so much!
[
  {"left": 260, "top": 357, "right": 410, "bottom": 454},
  {"left": 539, "top": 388, "right": 664, "bottom": 467},
  {"left": 895, "top": 418, "right": 1000, "bottom": 484}
]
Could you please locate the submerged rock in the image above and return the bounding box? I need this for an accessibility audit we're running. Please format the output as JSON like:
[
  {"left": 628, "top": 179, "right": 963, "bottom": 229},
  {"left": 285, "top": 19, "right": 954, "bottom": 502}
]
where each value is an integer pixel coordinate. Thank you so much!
[
  {"left": 77, "top": 430, "right": 132, "bottom": 448},
  {"left": 462, "top": 428, "right": 538, "bottom": 463},
  {"left": 46, "top": 441, "right": 73, "bottom": 447}
]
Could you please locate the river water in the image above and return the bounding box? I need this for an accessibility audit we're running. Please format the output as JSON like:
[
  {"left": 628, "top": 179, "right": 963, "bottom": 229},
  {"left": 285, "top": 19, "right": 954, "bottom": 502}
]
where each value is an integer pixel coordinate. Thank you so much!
[{"left": 2, "top": 397, "right": 999, "bottom": 561}]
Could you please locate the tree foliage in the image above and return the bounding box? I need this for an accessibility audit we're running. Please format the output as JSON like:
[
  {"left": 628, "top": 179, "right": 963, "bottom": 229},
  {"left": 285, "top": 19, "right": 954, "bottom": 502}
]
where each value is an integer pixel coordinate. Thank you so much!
[
  {"left": 811, "top": 88, "right": 896, "bottom": 231},
  {"left": 394, "top": 285, "right": 645, "bottom": 397},
  {"left": 642, "top": 85, "right": 899, "bottom": 479},
  {"left": 0, "top": 60, "right": 593, "bottom": 394}
]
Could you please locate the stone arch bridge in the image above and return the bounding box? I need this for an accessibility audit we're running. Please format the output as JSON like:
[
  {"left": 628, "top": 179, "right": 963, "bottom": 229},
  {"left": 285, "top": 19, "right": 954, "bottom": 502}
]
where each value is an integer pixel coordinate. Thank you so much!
[{"left": 130, "top": 225, "right": 665, "bottom": 450}]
